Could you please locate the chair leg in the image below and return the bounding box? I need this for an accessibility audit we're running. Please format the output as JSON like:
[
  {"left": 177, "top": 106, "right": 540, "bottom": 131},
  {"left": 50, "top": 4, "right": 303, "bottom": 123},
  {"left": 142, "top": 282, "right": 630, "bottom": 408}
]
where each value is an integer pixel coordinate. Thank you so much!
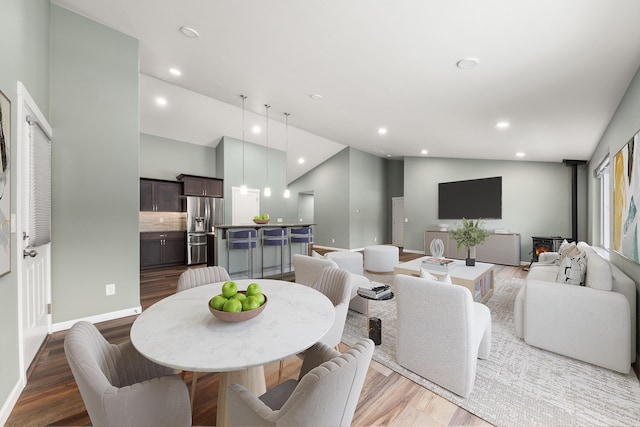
[
  {"left": 278, "top": 360, "right": 284, "bottom": 384},
  {"left": 190, "top": 372, "right": 198, "bottom": 411}
]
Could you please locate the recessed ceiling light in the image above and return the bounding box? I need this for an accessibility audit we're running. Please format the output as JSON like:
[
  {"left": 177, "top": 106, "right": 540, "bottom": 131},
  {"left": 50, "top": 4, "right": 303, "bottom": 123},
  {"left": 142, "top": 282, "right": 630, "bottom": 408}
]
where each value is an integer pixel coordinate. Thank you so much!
[
  {"left": 378, "top": 127, "right": 387, "bottom": 135},
  {"left": 420, "top": 149, "right": 428, "bottom": 155},
  {"left": 179, "top": 26, "right": 200, "bottom": 38},
  {"left": 456, "top": 58, "right": 479, "bottom": 69},
  {"left": 496, "top": 121, "right": 510, "bottom": 129},
  {"left": 516, "top": 152, "right": 525, "bottom": 157},
  {"left": 298, "top": 157, "right": 305, "bottom": 164},
  {"left": 386, "top": 154, "right": 391, "bottom": 158},
  {"left": 169, "top": 67, "right": 182, "bottom": 76},
  {"left": 310, "top": 93, "right": 323, "bottom": 100},
  {"left": 155, "top": 97, "right": 168, "bottom": 106},
  {"left": 252, "top": 125, "right": 261, "bottom": 134}
]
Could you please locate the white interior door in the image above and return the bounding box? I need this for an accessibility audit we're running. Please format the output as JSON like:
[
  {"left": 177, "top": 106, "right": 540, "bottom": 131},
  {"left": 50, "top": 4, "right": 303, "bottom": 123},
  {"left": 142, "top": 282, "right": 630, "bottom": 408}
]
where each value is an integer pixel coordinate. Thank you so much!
[
  {"left": 392, "top": 197, "right": 404, "bottom": 247},
  {"left": 17, "top": 82, "right": 52, "bottom": 377},
  {"left": 232, "top": 187, "right": 260, "bottom": 224}
]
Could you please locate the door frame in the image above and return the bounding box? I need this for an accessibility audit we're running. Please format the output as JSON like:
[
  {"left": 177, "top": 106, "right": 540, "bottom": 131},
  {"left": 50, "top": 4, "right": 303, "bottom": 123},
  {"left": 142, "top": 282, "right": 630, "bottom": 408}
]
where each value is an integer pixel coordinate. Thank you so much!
[{"left": 16, "top": 81, "right": 52, "bottom": 383}]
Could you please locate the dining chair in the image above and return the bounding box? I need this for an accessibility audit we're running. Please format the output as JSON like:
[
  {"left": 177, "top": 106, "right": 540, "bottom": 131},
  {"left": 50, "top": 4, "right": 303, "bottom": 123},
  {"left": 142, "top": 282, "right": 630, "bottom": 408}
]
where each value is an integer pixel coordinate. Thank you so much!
[
  {"left": 64, "top": 321, "right": 191, "bottom": 427},
  {"left": 227, "top": 338, "right": 374, "bottom": 427},
  {"left": 176, "top": 265, "right": 231, "bottom": 407},
  {"left": 394, "top": 273, "right": 492, "bottom": 397},
  {"left": 177, "top": 265, "right": 231, "bottom": 292}
]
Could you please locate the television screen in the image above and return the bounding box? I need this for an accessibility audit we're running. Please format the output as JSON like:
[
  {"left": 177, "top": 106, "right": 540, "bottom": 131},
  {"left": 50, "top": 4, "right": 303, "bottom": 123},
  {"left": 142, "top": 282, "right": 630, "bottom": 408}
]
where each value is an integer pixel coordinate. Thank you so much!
[{"left": 438, "top": 176, "right": 502, "bottom": 219}]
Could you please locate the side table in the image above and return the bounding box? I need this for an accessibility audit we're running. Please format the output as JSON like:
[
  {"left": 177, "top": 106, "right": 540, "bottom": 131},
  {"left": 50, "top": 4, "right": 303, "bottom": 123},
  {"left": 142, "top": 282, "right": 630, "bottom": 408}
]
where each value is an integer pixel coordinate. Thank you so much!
[{"left": 356, "top": 289, "right": 394, "bottom": 345}]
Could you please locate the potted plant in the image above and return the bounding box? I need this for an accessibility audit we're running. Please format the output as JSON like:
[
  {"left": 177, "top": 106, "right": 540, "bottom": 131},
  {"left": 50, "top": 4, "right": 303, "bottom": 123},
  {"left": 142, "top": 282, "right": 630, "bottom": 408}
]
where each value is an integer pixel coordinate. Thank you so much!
[{"left": 450, "top": 218, "right": 490, "bottom": 266}]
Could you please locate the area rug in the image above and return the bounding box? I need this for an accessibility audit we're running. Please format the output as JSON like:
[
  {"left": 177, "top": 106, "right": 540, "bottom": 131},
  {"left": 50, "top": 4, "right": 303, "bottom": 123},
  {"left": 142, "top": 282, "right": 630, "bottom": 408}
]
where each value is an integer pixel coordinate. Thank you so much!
[{"left": 341, "top": 274, "right": 640, "bottom": 426}]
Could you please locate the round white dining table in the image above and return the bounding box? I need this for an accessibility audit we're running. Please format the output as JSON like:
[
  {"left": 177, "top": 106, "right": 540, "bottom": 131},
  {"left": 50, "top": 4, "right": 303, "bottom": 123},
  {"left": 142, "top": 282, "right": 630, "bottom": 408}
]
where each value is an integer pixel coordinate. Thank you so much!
[{"left": 130, "top": 279, "right": 335, "bottom": 427}]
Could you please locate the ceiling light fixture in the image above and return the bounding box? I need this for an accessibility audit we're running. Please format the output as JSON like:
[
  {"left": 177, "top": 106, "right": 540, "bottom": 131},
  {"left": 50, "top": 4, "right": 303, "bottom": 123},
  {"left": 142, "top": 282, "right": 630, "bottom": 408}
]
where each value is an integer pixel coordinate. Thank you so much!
[
  {"left": 264, "top": 104, "right": 271, "bottom": 197},
  {"left": 169, "top": 67, "right": 182, "bottom": 76},
  {"left": 240, "top": 95, "right": 248, "bottom": 195},
  {"left": 516, "top": 152, "right": 525, "bottom": 158},
  {"left": 179, "top": 26, "right": 200, "bottom": 38},
  {"left": 496, "top": 121, "right": 510, "bottom": 129},
  {"left": 284, "top": 113, "right": 291, "bottom": 199},
  {"left": 298, "top": 157, "right": 305, "bottom": 164},
  {"left": 155, "top": 97, "right": 167, "bottom": 106},
  {"left": 378, "top": 127, "right": 387, "bottom": 135},
  {"left": 421, "top": 149, "right": 428, "bottom": 155},
  {"left": 252, "top": 125, "right": 261, "bottom": 134},
  {"left": 456, "top": 58, "right": 479, "bottom": 69},
  {"left": 310, "top": 94, "right": 323, "bottom": 101}
]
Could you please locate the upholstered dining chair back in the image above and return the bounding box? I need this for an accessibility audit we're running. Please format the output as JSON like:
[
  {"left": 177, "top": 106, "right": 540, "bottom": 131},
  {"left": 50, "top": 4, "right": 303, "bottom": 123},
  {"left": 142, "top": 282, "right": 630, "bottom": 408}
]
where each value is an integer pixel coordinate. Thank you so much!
[
  {"left": 394, "top": 274, "right": 492, "bottom": 398},
  {"left": 64, "top": 321, "right": 191, "bottom": 427},
  {"left": 177, "top": 266, "right": 231, "bottom": 292},
  {"left": 310, "top": 267, "right": 352, "bottom": 348},
  {"left": 292, "top": 253, "right": 337, "bottom": 286},
  {"left": 227, "top": 339, "right": 374, "bottom": 427}
]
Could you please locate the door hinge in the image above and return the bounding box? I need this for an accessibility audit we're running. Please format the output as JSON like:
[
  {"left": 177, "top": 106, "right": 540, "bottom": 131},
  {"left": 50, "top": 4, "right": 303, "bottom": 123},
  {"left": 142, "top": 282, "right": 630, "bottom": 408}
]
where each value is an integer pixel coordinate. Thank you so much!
[{"left": 47, "top": 303, "right": 52, "bottom": 315}]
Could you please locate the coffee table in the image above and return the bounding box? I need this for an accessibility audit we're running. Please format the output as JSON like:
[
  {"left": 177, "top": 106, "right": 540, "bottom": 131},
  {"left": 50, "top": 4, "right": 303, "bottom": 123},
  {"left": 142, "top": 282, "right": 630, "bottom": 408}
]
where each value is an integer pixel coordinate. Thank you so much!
[{"left": 394, "top": 256, "right": 494, "bottom": 303}]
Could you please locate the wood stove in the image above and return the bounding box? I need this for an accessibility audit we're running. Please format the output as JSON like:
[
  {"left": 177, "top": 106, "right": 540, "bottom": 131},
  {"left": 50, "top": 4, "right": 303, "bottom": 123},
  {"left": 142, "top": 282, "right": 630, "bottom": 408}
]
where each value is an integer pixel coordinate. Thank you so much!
[{"left": 531, "top": 236, "right": 571, "bottom": 262}]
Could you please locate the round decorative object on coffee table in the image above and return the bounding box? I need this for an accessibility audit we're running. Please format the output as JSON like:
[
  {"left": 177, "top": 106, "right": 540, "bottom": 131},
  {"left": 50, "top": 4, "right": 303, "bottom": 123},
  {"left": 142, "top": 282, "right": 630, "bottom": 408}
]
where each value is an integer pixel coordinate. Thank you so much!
[{"left": 430, "top": 239, "right": 445, "bottom": 258}]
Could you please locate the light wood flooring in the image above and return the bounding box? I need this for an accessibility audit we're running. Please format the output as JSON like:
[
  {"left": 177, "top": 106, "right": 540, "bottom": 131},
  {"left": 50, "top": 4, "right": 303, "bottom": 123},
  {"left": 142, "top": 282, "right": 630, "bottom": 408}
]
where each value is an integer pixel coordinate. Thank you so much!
[{"left": 7, "top": 250, "right": 527, "bottom": 427}]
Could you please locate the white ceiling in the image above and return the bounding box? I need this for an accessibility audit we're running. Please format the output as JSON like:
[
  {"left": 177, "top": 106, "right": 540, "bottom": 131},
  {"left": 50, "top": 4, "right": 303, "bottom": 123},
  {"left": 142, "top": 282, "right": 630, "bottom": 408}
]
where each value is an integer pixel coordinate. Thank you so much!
[{"left": 53, "top": 0, "right": 640, "bottom": 181}]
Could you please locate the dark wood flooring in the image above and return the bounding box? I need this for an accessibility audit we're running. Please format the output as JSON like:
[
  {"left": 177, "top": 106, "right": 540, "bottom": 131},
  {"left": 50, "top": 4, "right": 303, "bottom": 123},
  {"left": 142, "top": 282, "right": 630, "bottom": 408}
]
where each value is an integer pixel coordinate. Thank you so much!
[{"left": 7, "top": 249, "right": 506, "bottom": 427}]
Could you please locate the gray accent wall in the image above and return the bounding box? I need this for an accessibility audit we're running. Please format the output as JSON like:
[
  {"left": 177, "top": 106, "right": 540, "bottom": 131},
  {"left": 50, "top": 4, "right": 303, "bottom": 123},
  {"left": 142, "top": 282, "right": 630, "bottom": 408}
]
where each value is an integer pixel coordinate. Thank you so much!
[
  {"left": 587, "top": 63, "right": 640, "bottom": 359},
  {"left": 50, "top": 6, "right": 140, "bottom": 322},
  {"left": 402, "top": 157, "right": 587, "bottom": 260},
  {"left": 0, "top": 0, "right": 50, "bottom": 413},
  {"left": 140, "top": 133, "right": 217, "bottom": 180}
]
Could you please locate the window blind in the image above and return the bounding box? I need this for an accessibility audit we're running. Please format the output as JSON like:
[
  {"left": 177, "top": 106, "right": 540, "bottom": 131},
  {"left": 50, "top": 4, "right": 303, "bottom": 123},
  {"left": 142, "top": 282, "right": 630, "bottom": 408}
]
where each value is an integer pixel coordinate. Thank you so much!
[
  {"left": 28, "top": 116, "right": 51, "bottom": 247},
  {"left": 594, "top": 155, "right": 610, "bottom": 179}
]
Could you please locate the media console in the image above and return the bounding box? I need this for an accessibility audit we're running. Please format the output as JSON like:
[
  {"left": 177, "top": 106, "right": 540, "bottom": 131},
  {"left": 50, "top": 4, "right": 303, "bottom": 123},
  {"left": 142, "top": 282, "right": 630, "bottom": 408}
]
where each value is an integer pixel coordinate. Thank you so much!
[{"left": 424, "top": 230, "right": 521, "bottom": 266}]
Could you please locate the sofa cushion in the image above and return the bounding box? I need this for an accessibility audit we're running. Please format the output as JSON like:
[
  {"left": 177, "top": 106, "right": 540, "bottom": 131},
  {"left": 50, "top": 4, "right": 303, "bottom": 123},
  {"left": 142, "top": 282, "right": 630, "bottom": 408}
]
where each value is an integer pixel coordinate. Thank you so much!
[
  {"left": 556, "top": 250, "right": 586, "bottom": 286},
  {"left": 584, "top": 252, "right": 613, "bottom": 291}
]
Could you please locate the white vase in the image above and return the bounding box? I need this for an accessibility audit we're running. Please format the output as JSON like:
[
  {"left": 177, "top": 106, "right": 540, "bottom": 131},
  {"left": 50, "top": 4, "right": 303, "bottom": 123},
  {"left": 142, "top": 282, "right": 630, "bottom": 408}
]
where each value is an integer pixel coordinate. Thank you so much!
[{"left": 430, "top": 239, "right": 445, "bottom": 258}]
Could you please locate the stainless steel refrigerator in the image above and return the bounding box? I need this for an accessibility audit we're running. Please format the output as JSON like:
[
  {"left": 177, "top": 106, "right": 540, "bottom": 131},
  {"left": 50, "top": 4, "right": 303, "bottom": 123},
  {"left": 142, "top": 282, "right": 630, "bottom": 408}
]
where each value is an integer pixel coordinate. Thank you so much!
[{"left": 186, "top": 196, "right": 224, "bottom": 265}]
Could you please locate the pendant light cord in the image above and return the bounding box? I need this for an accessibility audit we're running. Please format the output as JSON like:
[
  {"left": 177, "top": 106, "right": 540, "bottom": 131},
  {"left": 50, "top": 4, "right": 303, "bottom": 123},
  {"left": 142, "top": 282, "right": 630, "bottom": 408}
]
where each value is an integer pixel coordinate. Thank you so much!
[
  {"left": 265, "top": 104, "right": 270, "bottom": 183},
  {"left": 241, "top": 95, "right": 247, "bottom": 188}
]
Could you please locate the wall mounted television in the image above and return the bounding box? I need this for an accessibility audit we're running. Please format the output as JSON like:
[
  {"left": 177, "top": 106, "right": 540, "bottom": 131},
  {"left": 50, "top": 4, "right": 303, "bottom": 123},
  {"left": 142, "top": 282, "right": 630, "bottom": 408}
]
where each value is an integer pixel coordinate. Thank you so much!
[{"left": 438, "top": 176, "right": 502, "bottom": 219}]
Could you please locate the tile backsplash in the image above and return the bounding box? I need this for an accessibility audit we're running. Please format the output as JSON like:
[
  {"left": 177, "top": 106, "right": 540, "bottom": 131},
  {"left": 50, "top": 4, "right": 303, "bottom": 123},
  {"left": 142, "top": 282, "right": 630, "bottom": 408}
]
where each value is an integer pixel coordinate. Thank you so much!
[{"left": 139, "top": 212, "right": 187, "bottom": 232}]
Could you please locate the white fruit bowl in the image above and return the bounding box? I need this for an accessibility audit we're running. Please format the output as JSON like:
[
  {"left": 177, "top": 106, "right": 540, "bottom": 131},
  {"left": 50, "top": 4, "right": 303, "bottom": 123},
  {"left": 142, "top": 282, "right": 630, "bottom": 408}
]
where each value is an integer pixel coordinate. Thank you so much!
[{"left": 208, "top": 291, "right": 268, "bottom": 322}]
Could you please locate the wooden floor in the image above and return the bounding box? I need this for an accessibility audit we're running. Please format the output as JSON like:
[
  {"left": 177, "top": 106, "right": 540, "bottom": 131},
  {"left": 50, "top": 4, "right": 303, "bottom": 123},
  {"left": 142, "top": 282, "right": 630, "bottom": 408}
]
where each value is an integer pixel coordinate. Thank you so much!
[{"left": 7, "top": 250, "right": 527, "bottom": 427}]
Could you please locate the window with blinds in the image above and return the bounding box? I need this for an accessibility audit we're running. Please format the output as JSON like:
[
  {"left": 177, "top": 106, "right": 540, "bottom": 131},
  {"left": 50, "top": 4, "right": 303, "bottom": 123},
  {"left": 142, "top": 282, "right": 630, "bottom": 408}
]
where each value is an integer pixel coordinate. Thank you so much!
[{"left": 28, "top": 117, "right": 51, "bottom": 247}]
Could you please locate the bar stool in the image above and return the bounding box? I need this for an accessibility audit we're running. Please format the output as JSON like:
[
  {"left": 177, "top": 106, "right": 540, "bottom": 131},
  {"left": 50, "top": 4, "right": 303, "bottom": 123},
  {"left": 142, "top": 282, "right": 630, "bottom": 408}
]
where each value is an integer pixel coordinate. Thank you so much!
[
  {"left": 226, "top": 229, "right": 258, "bottom": 279},
  {"left": 261, "top": 228, "right": 288, "bottom": 279},
  {"left": 289, "top": 226, "right": 314, "bottom": 270}
]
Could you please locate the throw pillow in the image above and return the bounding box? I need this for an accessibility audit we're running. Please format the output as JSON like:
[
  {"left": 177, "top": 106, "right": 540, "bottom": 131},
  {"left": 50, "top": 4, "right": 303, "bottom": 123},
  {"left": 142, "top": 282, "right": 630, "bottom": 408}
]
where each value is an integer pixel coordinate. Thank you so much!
[
  {"left": 556, "top": 250, "right": 587, "bottom": 286},
  {"left": 558, "top": 242, "right": 580, "bottom": 265},
  {"left": 420, "top": 268, "right": 437, "bottom": 280},
  {"left": 438, "top": 273, "right": 452, "bottom": 284}
]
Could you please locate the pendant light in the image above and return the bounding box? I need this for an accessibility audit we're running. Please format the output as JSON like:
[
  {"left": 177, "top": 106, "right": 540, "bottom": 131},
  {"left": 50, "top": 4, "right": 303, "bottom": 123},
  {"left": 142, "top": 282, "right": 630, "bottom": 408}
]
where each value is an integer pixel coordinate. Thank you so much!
[
  {"left": 263, "top": 104, "right": 271, "bottom": 197},
  {"left": 283, "top": 112, "right": 291, "bottom": 199},
  {"left": 240, "top": 95, "right": 248, "bottom": 195}
]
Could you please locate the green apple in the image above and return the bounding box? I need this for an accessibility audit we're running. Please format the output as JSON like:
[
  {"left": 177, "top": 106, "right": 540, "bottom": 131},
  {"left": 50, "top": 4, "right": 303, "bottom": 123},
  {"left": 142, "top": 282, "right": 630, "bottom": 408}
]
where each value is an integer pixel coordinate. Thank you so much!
[
  {"left": 221, "top": 281, "right": 238, "bottom": 298},
  {"left": 253, "top": 215, "right": 260, "bottom": 220},
  {"left": 222, "top": 298, "right": 242, "bottom": 313},
  {"left": 261, "top": 213, "right": 269, "bottom": 220},
  {"left": 242, "top": 296, "right": 261, "bottom": 311},
  {"left": 210, "top": 295, "right": 228, "bottom": 311},
  {"left": 246, "top": 283, "right": 261, "bottom": 296},
  {"left": 254, "top": 293, "right": 266, "bottom": 306},
  {"left": 230, "top": 292, "right": 246, "bottom": 302}
]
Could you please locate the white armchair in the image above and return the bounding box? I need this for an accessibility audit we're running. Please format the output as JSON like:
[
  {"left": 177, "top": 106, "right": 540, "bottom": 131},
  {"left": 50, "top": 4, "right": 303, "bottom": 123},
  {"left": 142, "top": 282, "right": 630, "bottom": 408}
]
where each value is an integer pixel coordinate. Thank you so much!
[
  {"left": 292, "top": 253, "right": 369, "bottom": 314},
  {"left": 394, "top": 274, "right": 491, "bottom": 397}
]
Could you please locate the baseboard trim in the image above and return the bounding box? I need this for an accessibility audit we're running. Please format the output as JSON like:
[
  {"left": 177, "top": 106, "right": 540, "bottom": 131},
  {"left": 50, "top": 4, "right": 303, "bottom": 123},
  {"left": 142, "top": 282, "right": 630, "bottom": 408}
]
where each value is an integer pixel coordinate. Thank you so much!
[
  {"left": 0, "top": 377, "right": 24, "bottom": 426},
  {"left": 51, "top": 306, "right": 142, "bottom": 333}
]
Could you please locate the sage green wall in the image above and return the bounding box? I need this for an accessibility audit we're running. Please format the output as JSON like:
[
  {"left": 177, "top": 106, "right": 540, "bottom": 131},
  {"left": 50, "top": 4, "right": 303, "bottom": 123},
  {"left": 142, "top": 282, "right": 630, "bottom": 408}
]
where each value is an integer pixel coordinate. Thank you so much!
[
  {"left": 587, "top": 63, "right": 640, "bottom": 358},
  {"left": 403, "top": 157, "right": 586, "bottom": 259},
  {"left": 349, "top": 149, "right": 387, "bottom": 248},
  {"left": 289, "top": 148, "right": 351, "bottom": 248},
  {"left": 50, "top": 6, "right": 140, "bottom": 321},
  {"left": 140, "top": 133, "right": 217, "bottom": 181},
  {"left": 0, "top": 0, "right": 50, "bottom": 414}
]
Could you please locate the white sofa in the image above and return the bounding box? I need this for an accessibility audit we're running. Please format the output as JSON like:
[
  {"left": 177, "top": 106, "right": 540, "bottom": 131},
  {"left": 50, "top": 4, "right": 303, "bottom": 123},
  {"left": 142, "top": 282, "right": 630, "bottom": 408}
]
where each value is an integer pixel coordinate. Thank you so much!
[
  {"left": 515, "top": 241, "right": 636, "bottom": 373},
  {"left": 292, "top": 253, "right": 369, "bottom": 314}
]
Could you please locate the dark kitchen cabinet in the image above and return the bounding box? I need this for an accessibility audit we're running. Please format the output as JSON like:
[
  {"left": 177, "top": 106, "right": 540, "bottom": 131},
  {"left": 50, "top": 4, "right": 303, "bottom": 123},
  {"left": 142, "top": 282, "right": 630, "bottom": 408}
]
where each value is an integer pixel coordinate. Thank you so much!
[
  {"left": 140, "top": 231, "right": 186, "bottom": 269},
  {"left": 140, "top": 178, "right": 184, "bottom": 212},
  {"left": 177, "top": 174, "right": 223, "bottom": 197}
]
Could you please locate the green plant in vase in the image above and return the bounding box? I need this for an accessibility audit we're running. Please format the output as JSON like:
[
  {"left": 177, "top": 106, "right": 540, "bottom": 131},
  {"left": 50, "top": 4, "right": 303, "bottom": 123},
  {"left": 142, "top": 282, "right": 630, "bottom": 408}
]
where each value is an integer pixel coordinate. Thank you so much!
[{"left": 450, "top": 218, "right": 490, "bottom": 266}]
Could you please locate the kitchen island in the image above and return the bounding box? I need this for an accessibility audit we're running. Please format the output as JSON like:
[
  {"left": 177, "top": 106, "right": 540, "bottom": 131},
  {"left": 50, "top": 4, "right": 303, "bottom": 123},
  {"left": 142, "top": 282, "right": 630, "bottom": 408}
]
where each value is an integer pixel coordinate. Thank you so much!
[{"left": 213, "top": 223, "right": 315, "bottom": 279}]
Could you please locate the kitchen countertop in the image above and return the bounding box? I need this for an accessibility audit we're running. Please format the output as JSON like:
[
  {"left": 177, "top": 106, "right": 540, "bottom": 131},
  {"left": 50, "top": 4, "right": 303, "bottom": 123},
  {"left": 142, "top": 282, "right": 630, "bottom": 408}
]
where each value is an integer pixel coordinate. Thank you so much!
[{"left": 215, "top": 223, "right": 314, "bottom": 229}]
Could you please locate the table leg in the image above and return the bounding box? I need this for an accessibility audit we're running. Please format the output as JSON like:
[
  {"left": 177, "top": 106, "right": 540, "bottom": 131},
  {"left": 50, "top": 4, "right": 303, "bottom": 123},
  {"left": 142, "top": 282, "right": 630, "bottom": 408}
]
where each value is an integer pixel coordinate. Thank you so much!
[{"left": 216, "top": 366, "right": 266, "bottom": 427}]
